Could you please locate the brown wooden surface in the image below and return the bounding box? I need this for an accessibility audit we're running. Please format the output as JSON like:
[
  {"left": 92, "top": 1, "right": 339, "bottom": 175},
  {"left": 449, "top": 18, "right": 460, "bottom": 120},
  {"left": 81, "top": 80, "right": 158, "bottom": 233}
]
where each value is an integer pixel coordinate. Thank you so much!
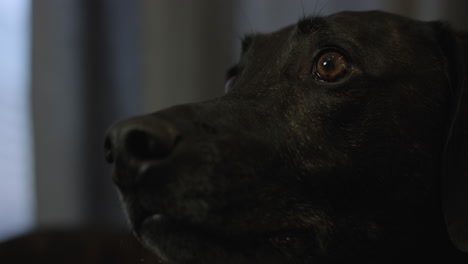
[{"left": 0, "top": 229, "right": 163, "bottom": 264}]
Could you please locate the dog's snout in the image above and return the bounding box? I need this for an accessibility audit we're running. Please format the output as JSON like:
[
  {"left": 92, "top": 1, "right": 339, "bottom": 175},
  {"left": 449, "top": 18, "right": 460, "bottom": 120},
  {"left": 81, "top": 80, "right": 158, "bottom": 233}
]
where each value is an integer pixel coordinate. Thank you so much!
[{"left": 104, "top": 117, "right": 181, "bottom": 165}]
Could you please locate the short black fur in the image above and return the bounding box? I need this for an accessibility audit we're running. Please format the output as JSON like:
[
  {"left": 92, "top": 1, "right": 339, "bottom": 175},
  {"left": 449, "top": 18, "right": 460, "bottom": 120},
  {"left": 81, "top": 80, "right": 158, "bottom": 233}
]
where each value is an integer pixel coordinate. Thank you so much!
[{"left": 105, "top": 11, "right": 468, "bottom": 264}]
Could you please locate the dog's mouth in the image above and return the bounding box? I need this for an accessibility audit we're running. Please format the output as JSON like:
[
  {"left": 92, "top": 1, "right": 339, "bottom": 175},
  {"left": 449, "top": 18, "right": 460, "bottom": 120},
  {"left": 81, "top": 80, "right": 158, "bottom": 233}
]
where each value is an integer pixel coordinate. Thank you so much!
[
  {"left": 135, "top": 213, "right": 230, "bottom": 263},
  {"left": 135, "top": 213, "right": 252, "bottom": 262},
  {"left": 135, "top": 212, "right": 313, "bottom": 263},
  {"left": 136, "top": 213, "right": 245, "bottom": 244}
]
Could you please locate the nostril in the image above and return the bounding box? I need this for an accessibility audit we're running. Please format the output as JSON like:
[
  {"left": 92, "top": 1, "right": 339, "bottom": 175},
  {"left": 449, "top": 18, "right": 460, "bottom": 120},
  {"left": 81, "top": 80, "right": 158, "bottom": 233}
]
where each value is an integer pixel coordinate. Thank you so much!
[
  {"left": 104, "top": 136, "right": 114, "bottom": 163},
  {"left": 125, "top": 129, "right": 173, "bottom": 160}
]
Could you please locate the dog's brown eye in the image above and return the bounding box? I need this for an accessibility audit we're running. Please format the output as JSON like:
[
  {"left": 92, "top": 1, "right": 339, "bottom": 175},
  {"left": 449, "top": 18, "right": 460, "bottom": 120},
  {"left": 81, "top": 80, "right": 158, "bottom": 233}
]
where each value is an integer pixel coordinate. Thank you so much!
[
  {"left": 224, "top": 76, "right": 237, "bottom": 93},
  {"left": 315, "top": 51, "right": 350, "bottom": 82}
]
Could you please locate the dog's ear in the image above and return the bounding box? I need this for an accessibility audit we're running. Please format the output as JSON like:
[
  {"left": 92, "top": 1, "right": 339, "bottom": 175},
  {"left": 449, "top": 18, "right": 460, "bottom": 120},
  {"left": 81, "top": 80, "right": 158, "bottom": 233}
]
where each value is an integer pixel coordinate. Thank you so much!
[{"left": 437, "top": 22, "right": 468, "bottom": 253}]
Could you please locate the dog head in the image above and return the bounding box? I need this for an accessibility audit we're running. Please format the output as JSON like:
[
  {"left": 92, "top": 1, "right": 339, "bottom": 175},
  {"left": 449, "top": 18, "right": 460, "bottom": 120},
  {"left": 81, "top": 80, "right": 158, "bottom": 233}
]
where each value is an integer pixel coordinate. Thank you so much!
[{"left": 105, "top": 11, "right": 468, "bottom": 263}]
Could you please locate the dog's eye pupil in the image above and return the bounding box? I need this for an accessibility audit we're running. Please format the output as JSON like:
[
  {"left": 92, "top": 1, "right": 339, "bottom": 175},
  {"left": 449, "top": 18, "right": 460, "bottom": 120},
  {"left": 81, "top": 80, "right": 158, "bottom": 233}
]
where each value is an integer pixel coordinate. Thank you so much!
[
  {"left": 315, "top": 52, "right": 349, "bottom": 82},
  {"left": 224, "top": 76, "right": 237, "bottom": 93}
]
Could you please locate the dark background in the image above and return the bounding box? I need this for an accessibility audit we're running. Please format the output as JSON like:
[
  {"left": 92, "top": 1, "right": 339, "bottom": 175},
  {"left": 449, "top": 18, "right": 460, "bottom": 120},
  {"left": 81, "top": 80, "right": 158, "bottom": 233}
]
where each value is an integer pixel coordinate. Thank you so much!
[{"left": 2, "top": 0, "right": 468, "bottom": 242}]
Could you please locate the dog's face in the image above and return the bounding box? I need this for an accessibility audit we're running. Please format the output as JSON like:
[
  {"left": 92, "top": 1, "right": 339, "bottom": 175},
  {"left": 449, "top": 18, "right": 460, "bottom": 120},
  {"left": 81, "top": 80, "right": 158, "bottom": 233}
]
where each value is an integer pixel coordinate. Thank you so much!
[{"left": 105, "top": 11, "right": 468, "bottom": 263}]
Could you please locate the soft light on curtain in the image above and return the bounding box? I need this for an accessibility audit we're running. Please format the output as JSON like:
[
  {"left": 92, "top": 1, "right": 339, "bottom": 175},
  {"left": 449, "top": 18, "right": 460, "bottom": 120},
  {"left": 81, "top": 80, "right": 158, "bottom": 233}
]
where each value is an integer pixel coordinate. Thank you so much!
[{"left": 0, "top": 0, "right": 33, "bottom": 241}]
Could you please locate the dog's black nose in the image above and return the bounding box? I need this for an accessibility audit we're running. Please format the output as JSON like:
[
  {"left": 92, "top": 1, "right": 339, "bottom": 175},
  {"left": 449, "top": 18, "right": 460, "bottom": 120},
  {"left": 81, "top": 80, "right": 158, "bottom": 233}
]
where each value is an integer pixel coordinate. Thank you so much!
[{"left": 104, "top": 116, "right": 181, "bottom": 164}]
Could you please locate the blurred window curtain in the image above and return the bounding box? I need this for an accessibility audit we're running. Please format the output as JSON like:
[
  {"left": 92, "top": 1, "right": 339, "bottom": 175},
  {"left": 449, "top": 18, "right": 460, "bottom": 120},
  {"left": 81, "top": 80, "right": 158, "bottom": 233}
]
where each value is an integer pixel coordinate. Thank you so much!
[
  {"left": 32, "top": 0, "right": 142, "bottom": 229},
  {"left": 140, "top": 0, "right": 240, "bottom": 113},
  {"left": 238, "top": 0, "right": 468, "bottom": 32},
  {"left": 0, "top": 0, "right": 33, "bottom": 241}
]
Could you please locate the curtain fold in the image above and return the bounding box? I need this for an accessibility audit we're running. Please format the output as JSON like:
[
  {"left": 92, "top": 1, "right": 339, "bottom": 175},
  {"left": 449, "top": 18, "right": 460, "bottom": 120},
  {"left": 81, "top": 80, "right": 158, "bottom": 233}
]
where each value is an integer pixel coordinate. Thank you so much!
[{"left": 32, "top": 0, "right": 142, "bottom": 228}]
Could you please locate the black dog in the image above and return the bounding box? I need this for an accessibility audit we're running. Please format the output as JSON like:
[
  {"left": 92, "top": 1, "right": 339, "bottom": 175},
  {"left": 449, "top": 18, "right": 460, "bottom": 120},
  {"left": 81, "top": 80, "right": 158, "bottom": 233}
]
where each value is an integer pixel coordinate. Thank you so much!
[{"left": 105, "top": 11, "right": 468, "bottom": 264}]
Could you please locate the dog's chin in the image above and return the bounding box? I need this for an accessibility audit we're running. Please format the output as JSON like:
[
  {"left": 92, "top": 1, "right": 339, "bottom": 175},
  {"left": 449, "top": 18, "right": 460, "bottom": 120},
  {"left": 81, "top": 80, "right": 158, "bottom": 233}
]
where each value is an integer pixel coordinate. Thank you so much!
[
  {"left": 134, "top": 214, "right": 291, "bottom": 264},
  {"left": 137, "top": 214, "right": 193, "bottom": 263},
  {"left": 136, "top": 214, "right": 234, "bottom": 263}
]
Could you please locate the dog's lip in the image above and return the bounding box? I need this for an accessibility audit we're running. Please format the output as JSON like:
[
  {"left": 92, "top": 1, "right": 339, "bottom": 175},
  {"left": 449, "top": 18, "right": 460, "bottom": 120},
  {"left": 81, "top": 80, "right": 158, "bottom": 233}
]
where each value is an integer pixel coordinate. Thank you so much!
[
  {"left": 135, "top": 213, "right": 234, "bottom": 246},
  {"left": 132, "top": 213, "right": 161, "bottom": 240},
  {"left": 134, "top": 213, "right": 312, "bottom": 248},
  {"left": 136, "top": 213, "right": 220, "bottom": 239},
  {"left": 135, "top": 213, "right": 254, "bottom": 243},
  {"left": 138, "top": 213, "right": 164, "bottom": 233}
]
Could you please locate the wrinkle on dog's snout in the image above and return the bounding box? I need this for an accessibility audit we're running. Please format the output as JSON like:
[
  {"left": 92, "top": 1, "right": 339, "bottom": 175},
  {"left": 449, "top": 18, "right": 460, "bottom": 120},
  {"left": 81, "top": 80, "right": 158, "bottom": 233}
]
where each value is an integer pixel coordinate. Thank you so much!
[{"left": 104, "top": 116, "right": 181, "bottom": 186}]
